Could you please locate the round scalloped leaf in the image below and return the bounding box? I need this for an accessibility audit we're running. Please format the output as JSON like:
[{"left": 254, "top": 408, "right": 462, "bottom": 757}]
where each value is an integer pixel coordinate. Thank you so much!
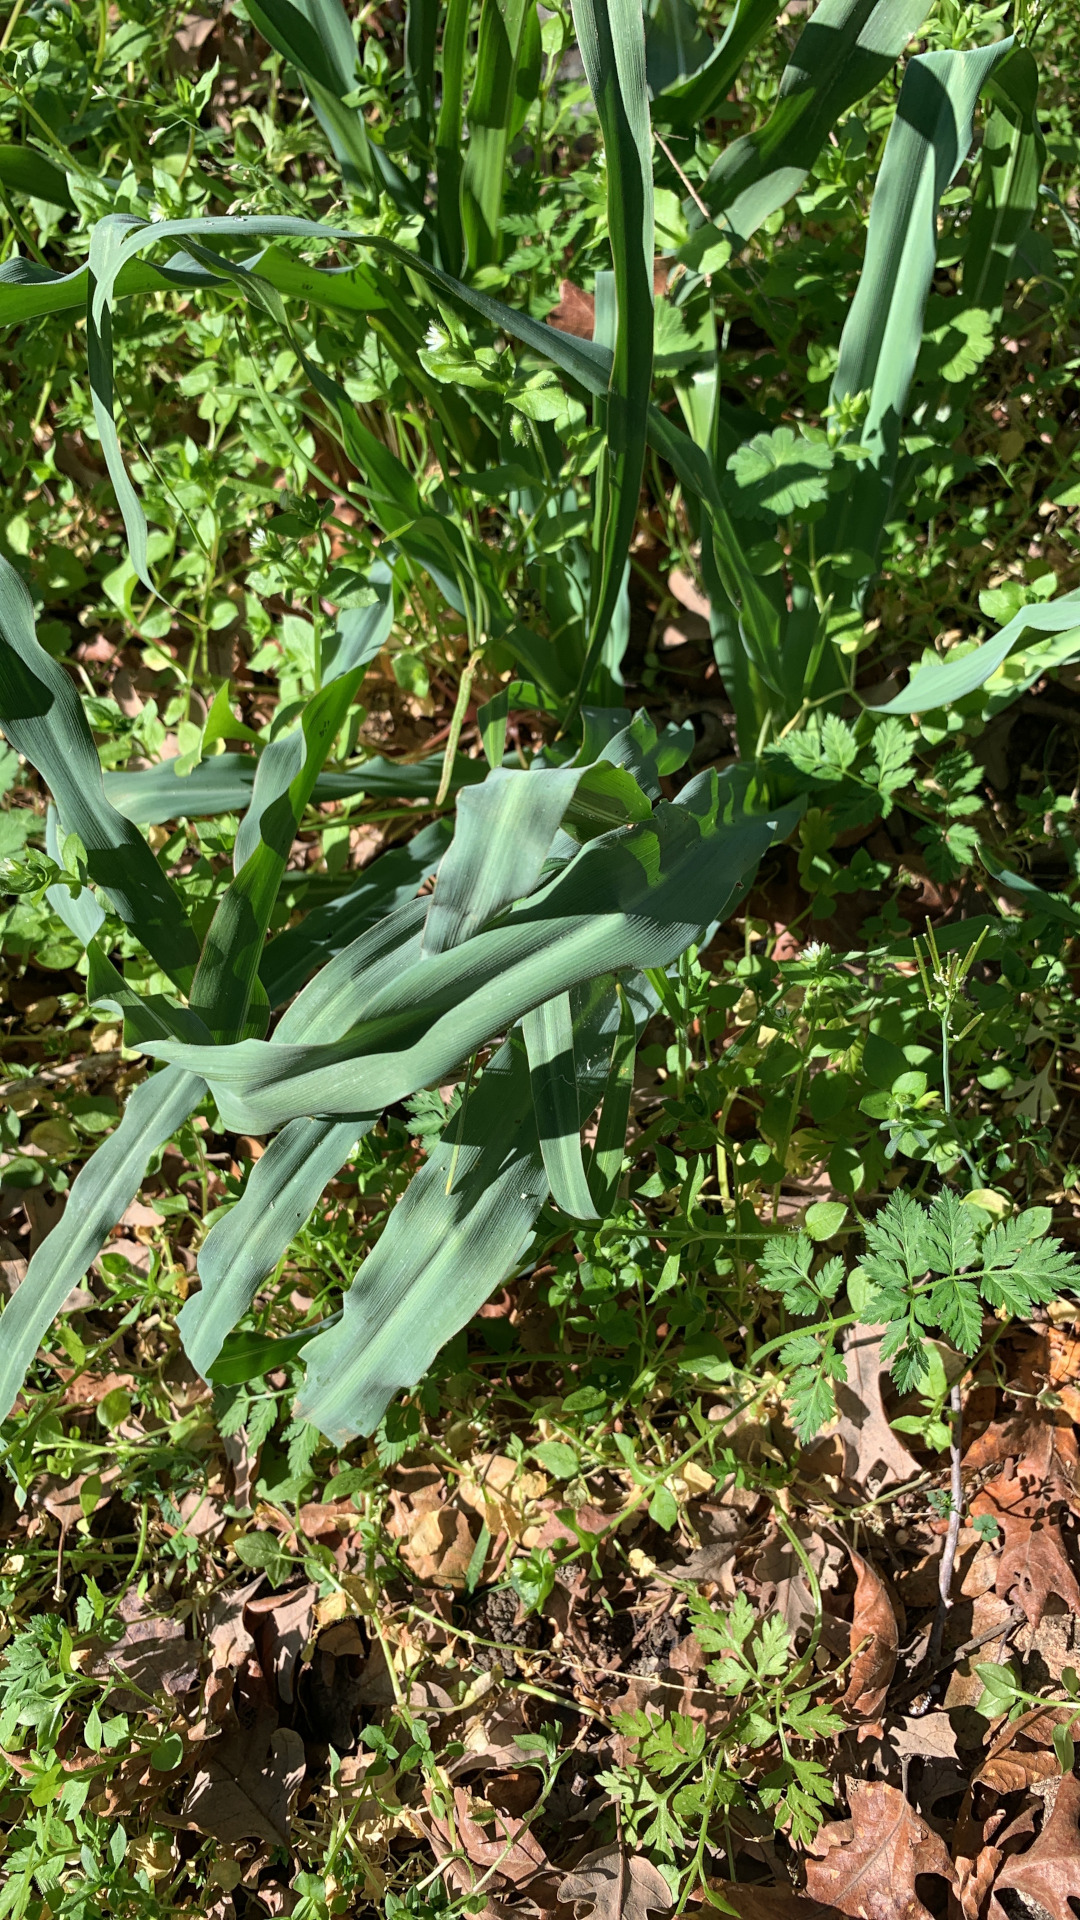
[{"left": 726, "top": 425, "right": 834, "bottom": 519}]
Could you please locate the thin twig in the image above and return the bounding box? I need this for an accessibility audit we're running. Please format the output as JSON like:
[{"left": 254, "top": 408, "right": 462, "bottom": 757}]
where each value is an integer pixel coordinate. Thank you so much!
[
  {"left": 892, "top": 1608, "right": 1024, "bottom": 1710},
  {"left": 927, "top": 1381, "right": 964, "bottom": 1668},
  {"left": 653, "top": 130, "right": 713, "bottom": 227}
]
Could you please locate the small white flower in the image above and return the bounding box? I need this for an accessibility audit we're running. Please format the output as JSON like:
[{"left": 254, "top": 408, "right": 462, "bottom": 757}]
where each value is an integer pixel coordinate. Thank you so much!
[{"left": 425, "top": 322, "right": 447, "bottom": 352}]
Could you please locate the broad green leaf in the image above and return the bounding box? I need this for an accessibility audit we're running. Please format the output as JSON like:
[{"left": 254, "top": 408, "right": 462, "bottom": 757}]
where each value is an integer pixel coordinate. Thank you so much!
[
  {"left": 85, "top": 941, "right": 213, "bottom": 1050},
  {"left": 873, "top": 594, "right": 1080, "bottom": 713},
  {"left": 102, "top": 748, "right": 488, "bottom": 825},
  {"left": 144, "top": 781, "right": 800, "bottom": 1132},
  {"left": 260, "top": 818, "right": 452, "bottom": 1006},
  {"left": 0, "top": 238, "right": 386, "bottom": 332},
  {"left": 650, "top": 0, "right": 781, "bottom": 133},
  {"left": 322, "top": 559, "right": 394, "bottom": 681},
  {"left": 0, "top": 1067, "right": 205, "bottom": 1428},
  {"left": 244, "top": 0, "right": 418, "bottom": 212},
  {"left": 979, "top": 848, "right": 1080, "bottom": 933},
  {"left": 189, "top": 671, "right": 365, "bottom": 1042},
  {"left": 206, "top": 1322, "right": 336, "bottom": 1386},
  {"left": 0, "top": 144, "right": 73, "bottom": 209},
  {"left": 405, "top": 0, "right": 439, "bottom": 144},
  {"left": 422, "top": 764, "right": 586, "bottom": 956},
  {"left": 0, "top": 556, "right": 199, "bottom": 992},
  {"left": 686, "top": 0, "right": 931, "bottom": 251},
  {"left": 568, "top": 0, "right": 655, "bottom": 715},
  {"left": 587, "top": 977, "right": 643, "bottom": 1204},
  {"left": 523, "top": 990, "right": 600, "bottom": 1220},
  {"left": 420, "top": 754, "right": 652, "bottom": 961},
  {"left": 296, "top": 977, "right": 623, "bottom": 1442},
  {"left": 273, "top": 896, "right": 430, "bottom": 1048},
  {"left": 461, "top": 0, "right": 536, "bottom": 270},
  {"left": 827, "top": 38, "right": 1014, "bottom": 564},
  {"left": 962, "top": 46, "right": 1045, "bottom": 314},
  {"left": 180, "top": 1116, "right": 375, "bottom": 1377},
  {"left": 44, "top": 807, "right": 105, "bottom": 951},
  {"left": 434, "top": 0, "right": 470, "bottom": 273}
]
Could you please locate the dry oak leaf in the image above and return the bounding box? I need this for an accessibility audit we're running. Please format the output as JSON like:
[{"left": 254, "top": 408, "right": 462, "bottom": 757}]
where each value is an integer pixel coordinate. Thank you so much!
[
  {"left": 965, "top": 1411, "right": 1080, "bottom": 1514},
  {"left": 546, "top": 279, "right": 595, "bottom": 338},
  {"left": 975, "top": 1703, "right": 1077, "bottom": 1795},
  {"left": 754, "top": 1527, "right": 846, "bottom": 1651},
  {"left": 402, "top": 1503, "right": 478, "bottom": 1584},
  {"left": 247, "top": 1582, "right": 317, "bottom": 1706},
  {"left": 880, "top": 1712, "right": 958, "bottom": 1763},
  {"left": 994, "top": 1518, "right": 1080, "bottom": 1627},
  {"left": 835, "top": 1328, "right": 920, "bottom": 1498},
  {"left": 990, "top": 1773, "right": 1080, "bottom": 1920},
  {"left": 91, "top": 1588, "right": 198, "bottom": 1698},
  {"left": 196, "top": 1578, "right": 261, "bottom": 1730},
  {"left": 703, "top": 1888, "right": 846, "bottom": 1920},
  {"left": 1011, "top": 1324, "right": 1080, "bottom": 1430},
  {"left": 952, "top": 1802, "right": 1008, "bottom": 1920},
  {"left": 546, "top": 262, "right": 671, "bottom": 341},
  {"left": 35, "top": 1464, "right": 122, "bottom": 1528},
  {"left": 805, "top": 1780, "right": 956, "bottom": 1920},
  {"left": 459, "top": 1452, "right": 547, "bottom": 1540},
  {"left": 844, "top": 1548, "right": 899, "bottom": 1721},
  {"left": 183, "top": 1705, "right": 305, "bottom": 1847},
  {"left": 559, "top": 1846, "right": 673, "bottom": 1920},
  {"left": 426, "top": 1785, "right": 547, "bottom": 1886}
]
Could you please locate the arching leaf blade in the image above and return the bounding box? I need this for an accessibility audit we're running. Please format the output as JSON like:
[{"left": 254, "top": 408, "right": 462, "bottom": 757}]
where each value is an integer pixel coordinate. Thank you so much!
[
  {"left": 179, "top": 1115, "right": 376, "bottom": 1378},
  {"left": 0, "top": 1067, "right": 205, "bottom": 1429},
  {"left": 0, "top": 556, "right": 199, "bottom": 991}
]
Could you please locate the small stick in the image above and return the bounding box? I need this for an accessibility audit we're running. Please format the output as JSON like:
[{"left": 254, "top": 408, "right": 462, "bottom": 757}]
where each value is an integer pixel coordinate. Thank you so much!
[
  {"left": 928, "top": 1381, "right": 964, "bottom": 1670},
  {"left": 894, "top": 1609, "right": 1023, "bottom": 1712}
]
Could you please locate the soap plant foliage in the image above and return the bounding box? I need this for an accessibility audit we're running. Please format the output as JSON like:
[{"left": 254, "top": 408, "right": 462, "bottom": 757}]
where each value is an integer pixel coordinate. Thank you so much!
[
  {"left": 0, "top": 542, "right": 799, "bottom": 1440},
  {"left": 0, "top": 0, "right": 1076, "bottom": 1439}
]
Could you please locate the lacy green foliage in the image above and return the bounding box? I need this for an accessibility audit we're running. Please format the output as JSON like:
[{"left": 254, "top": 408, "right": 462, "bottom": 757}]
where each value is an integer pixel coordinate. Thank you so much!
[
  {"left": 760, "top": 1189, "right": 1080, "bottom": 1438},
  {"left": 605, "top": 1590, "right": 843, "bottom": 1853}
]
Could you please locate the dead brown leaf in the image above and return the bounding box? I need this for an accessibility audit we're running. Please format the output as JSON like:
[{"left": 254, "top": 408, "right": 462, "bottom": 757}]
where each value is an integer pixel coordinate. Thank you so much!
[
  {"left": 990, "top": 1773, "right": 1080, "bottom": 1920},
  {"left": 222, "top": 1427, "right": 257, "bottom": 1512},
  {"left": 176, "top": 1485, "right": 227, "bottom": 1541},
  {"left": 183, "top": 1706, "right": 305, "bottom": 1847},
  {"left": 401, "top": 1504, "right": 478, "bottom": 1584},
  {"left": 805, "top": 1780, "right": 956, "bottom": 1920},
  {"left": 92, "top": 1588, "right": 198, "bottom": 1698},
  {"left": 704, "top": 1888, "right": 846, "bottom": 1920},
  {"left": 197, "top": 1580, "right": 261, "bottom": 1729},
  {"left": 844, "top": 1548, "right": 899, "bottom": 1720},
  {"left": 753, "top": 1527, "right": 845, "bottom": 1649},
  {"left": 882, "top": 1713, "right": 958, "bottom": 1762},
  {"left": 34, "top": 1465, "right": 122, "bottom": 1528},
  {"left": 1011, "top": 1325, "right": 1080, "bottom": 1431},
  {"left": 975, "top": 1703, "right": 1076, "bottom": 1795},
  {"left": 965, "top": 1410, "right": 1079, "bottom": 1514},
  {"left": 546, "top": 280, "right": 595, "bottom": 338},
  {"left": 0, "top": 1235, "right": 27, "bottom": 1297},
  {"left": 835, "top": 1329, "right": 921, "bottom": 1498},
  {"left": 297, "top": 1617, "right": 367, "bottom": 1750},
  {"left": 994, "top": 1518, "right": 1080, "bottom": 1626},
  {"left": 951, "top": 1802, "right": 1007, "bottom": 1920},
  {"left": 559, "top": 1846, "right": 673, "bottom": 1920},
  {"left": 295, "top": 1497, "right": 356, "bottom": 1544},
  {"left": 426, "top": 1785, "right": 548, "bottom": 1886},
  {"left": 677, "top": 1539, "right": 738, "bottom": 1596},
  {"left": 247, "top": 1583, "right": 317, "bottom": 1707}
]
